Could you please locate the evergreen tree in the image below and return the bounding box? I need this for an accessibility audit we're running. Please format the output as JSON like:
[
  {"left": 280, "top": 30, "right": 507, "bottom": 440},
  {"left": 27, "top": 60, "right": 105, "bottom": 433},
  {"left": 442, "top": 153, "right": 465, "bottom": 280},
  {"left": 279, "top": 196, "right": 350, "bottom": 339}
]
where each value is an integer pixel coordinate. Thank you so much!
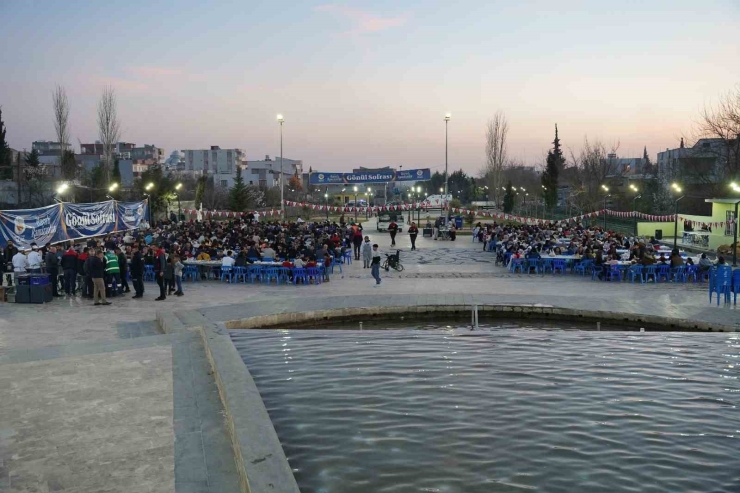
[
  {"left": 229, "top": 166, "right": 248, "bottom": 211},
  {"left": 0, "top": 107, "right": 12, "bottom": 180},
  {"left": 503, "top": 181, "right": 515, "bottom": 213},
  {"left": 112, "top": 158, "right": 121, "bottom": 185},
  {"left": 23, "top": 149, "right": 42, "bottom": 181},
  {"left": 541, "top": 124, "right": 563, "bottom": 210},
  {"left": 195, "top": 176, "right": 207, "bottom": 208},
  {"left": 61, "top": 150, "right": 77, "bottom": 180}
]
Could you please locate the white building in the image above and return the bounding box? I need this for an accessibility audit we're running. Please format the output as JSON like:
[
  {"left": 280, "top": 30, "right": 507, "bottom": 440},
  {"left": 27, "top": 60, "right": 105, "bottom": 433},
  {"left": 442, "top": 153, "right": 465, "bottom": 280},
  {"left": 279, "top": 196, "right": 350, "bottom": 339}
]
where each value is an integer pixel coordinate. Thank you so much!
[
  {"left": 244, "top": 155, "right": 302, "bottom": 188},
  {"left": 181, "top": 146, "right": 245, "bottom": 176}
]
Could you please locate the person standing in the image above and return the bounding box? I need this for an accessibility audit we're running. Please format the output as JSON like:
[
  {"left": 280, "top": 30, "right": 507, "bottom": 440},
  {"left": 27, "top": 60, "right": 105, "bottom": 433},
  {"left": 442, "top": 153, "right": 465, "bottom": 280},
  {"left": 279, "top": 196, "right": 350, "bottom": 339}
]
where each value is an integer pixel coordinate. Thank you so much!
[
  {"left": 45, "top": 246, "right": 61, "bottom": 297},
  {"left": 103, "top": 249, "right": 121, "bottom": 296},
  {"left": 154, "top": 246, "right": 167, "bottom": 301},
  {"left": 361, "top": 236, "right": 373, "bottom": 268},
  {"left": 388, "top": 220, "right": 398, "bottom": 247},
  {"left": 408, "top": 222, "right": 419, "bottom": 251},
  {"left": 27, "top": 244, "right": 42, "bottom": 273},
  {"left": 77, "top": 247, "right": 90, "bottom": 298},
  {"left": 173, "top": 255, "right": 184, "bottom": 296},
  {"left": 90, "top": 250, "right": 111, "bottom": 306},
  {"left": 130, "top": 245, "right": 145, "bottom": 298},
  {"left": 116, "top": 246, "right": 130, "bottom": 293},
  {"left": 12, "top": 249, "right": 27, "bottom": 285},
  {"left": 4, "top": 240, "right": 18, "bottom": 286},
  {"left": 352, "top": 226, "right": 363, "bottom": 260},
  {"left": 60, "top": 245, "right": 78, "bottom": 296},
  {"left": 371, "top": 244, "right": 382, "bottom": 286}
]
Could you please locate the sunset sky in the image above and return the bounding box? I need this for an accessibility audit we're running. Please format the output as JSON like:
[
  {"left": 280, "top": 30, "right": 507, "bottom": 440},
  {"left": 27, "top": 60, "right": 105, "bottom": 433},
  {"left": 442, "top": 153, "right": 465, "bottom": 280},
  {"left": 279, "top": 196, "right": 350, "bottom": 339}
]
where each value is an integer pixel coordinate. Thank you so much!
[{"left": 1, "top": 0, "right": 738, "bottom": 175}]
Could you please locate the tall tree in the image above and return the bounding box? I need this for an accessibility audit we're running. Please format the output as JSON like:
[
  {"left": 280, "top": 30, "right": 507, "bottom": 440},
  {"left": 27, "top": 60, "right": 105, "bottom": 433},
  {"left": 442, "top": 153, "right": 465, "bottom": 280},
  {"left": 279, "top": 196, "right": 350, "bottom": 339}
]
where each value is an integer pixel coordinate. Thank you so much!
[
  {"left": 503, "top": 181, "right": 515, "bottom": 213},
  {"left": 541, "top": 124, "right": 563, "bottom": 209},
  {"left": 112, "top": 158, "right": 121, "bottom": 184},
  {"left": 484, "top": 111, "right": 509, "bottom": 207},
  {"left": 61, "top": 150, "right": 77, "bottom": 180},
  {"left": 97, "top": 85, "right": 121, "bottom": 183},
  {"left": 23, "top": 149, "right": 42, "bottom": 181},
  {"left": 52, "top": 84, "right": 70, "bottom": 168},
  {"left": 195, "top": 175, "right": 207, "bottom": 208},
  {"left": 0, "top": 107, "right": 12, "bottom": 180},
  {"left": 229, "top": 167, "right": 248, "bottom": 211}
]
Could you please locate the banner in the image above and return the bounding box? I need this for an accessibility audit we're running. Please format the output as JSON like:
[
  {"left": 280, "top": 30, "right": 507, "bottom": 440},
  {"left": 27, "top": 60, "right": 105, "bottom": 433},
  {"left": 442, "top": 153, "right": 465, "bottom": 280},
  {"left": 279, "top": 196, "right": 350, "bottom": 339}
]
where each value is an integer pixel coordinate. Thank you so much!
[
  {"left": 0, "top": 199, "right": 149, "bottom": 249},
  {"left": 309, "top": 168, "right": 431, "bottom": 185},
  {"left": 0, "top": 203, "right": 63, "bottom": 249}
]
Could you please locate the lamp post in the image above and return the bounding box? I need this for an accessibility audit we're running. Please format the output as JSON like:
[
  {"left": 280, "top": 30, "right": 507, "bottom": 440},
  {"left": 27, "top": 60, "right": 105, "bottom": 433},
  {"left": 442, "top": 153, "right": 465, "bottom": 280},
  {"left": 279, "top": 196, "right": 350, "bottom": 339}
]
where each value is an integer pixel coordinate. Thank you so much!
[
  {"left": 444, "top": 113, "right": 451, "bottom": 225},
  {"left": 145, "top": 182, "right": 154, "bottom": 225},
  {"left": 353, "top": 185, "right": 358, "bottom": 221},
  {"left": 601, "top": 185, "right": 610, "bottom": 230},
  {"left": 277, "top": 114, "right": 284, "bottom": 218},
  {"left": 669, "top": 183, "right": 685, "bottom": 250},
  {"left": 324, "top": 193, "right": 329, "bottom": 220},
  {"left": 175, "top": 182, "right": 183, "bottom": 222}
]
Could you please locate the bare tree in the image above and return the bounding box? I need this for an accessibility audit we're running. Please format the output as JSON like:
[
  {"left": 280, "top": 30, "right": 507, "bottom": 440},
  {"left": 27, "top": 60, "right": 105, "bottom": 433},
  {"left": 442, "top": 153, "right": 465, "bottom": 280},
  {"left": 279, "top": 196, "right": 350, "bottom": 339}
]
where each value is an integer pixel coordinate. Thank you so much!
[
  {"left": 694, "top": 84, "right": 740, "bottom": 183},
  {"left": 52, "top": 84, "right": 70, "bottom": 168},
  {"left": 567, "top": 137, "right": 621, "bottom": 212},
  {"left": 483, "top": 111, "right": 508, "bottom": 207},
  {"left": 97, "top": 85, "right": 121, "bottom": 183}
]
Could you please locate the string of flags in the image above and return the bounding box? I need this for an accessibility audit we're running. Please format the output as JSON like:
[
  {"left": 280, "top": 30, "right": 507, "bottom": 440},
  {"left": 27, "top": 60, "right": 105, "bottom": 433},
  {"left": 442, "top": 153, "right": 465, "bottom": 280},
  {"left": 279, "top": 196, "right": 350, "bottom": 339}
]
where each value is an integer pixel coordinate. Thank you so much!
[{"left": 180, "top": 201, "right": 736, "bottom": 228}]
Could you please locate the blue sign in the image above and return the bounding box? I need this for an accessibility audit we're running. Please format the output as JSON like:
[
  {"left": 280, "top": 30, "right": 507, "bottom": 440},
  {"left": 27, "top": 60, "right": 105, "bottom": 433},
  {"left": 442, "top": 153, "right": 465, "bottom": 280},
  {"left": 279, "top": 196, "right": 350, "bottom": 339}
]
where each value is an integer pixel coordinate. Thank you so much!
[
  {"left": 0, "top": 199, "right": 149, "bottom": 249},
  {"left": 310, "top": 168, "right": 431, "bottom": 185}
]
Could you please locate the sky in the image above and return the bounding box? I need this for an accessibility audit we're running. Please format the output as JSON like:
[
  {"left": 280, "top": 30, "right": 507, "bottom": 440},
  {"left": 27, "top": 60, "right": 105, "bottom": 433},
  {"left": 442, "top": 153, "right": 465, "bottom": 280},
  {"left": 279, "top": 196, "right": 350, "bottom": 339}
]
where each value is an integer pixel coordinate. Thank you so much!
[{"left": 1, "top": 0, "right": 739, "bottom": 175}]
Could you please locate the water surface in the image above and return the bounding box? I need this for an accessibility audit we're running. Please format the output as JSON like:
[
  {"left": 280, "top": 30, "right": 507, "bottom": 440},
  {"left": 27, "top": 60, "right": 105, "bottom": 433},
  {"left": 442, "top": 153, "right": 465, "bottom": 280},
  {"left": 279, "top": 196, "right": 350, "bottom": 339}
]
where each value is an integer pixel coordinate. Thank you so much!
[{"left": 231, "top": 325, "right": 740, "bottom": 493}]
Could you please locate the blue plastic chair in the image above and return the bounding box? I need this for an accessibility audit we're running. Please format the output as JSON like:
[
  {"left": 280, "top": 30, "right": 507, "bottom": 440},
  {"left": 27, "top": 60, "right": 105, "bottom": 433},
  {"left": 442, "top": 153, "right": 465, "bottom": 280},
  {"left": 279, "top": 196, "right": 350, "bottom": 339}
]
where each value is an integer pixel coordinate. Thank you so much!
[
  {"left": 642, "top": 265, "right": 657, "bottom": 283},
  {"left": 183, "top": 265, "right": 199, "bottom": 282},
  {"left": 503, "top": 252, "right": 512, "bottom": 266},
  {"left": 233, "top": 266, "right": 248, "bottom": 283},
  {"left": 330, "top": 257, "right": 342, "bottom": 274},
  {"left": 671, "top": 266, "right": 686, "bottom": 283},
  {"left": 684, "top": 265, "right": 698, "bottom": 283},
  {"left": 293, "top": 267, "right": 308, "bottom": 285},
  {"left": 343, "top": 251, "right": 352, "bottom": 265},
  {"left": 144, "top": 265, "right": 155, "bottom": 282},
  {"left": 733, "top": 269, "right": 740, "bottom": 305},
  {"left": 220, "top": 266, "right": 233, "bottom": 282},
  {"left": 263, "top": 267, "right": 281, "bottom": 285},
  {"left": 591, "top": 265, "right": 604, "bottom": 281},
  {"left": 278, "top": 267, "right": 291, "bottom": 284},
  {"left": 247, "top": 265, "right": 262, "bottom": 283},
  {"left": 540, "top": 258, "right": 553, "bottom": 274},
  {"left": 306, "top": 266, "right": 322, "bottom": 285},
  {"left": 710, "top": 266, "right": 733, "bottom": 305},
  {"left": 510, "top": 258, "right": 525, "bottom": 274},
  {"left": 605, "top": 264, "right": 622, "bottom": 282},
  {"left": 656, "top": 264, "right": 671, "bottom": 282},
  {"left": 552, "top": 259, "right": 567, "bottom": 274},
  {"left": 573, "top": 259, "right": 592, "bottom": 276},
  {"left": 627, "top": 264, "right": 643, "bottom": 283}
]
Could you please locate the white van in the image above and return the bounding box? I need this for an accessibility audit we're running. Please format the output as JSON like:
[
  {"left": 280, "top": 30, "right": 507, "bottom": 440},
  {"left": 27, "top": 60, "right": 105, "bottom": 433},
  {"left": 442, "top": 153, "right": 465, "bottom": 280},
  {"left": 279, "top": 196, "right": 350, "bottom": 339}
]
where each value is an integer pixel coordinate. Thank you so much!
[
  {"left": 377, "top": 211, "right": 404, "bottom": 232},
  {"left": 422, "top": 194, "right": 451, "bottom": 207},
  {"left": 345, "top": 199, "right": 369, "bottom": 208}
]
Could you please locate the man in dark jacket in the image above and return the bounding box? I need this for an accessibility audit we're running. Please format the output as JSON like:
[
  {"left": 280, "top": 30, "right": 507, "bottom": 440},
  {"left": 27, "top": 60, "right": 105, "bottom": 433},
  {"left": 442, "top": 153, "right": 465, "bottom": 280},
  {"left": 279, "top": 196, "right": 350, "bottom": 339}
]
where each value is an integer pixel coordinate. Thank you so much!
[
  {"left": 4, "top": 240, "right": 18, "bottom": 286},
  {"left": 78, "top": 248, "right": 91, "bottom": 298},
  {"left": 116, "top": 247, "right": 130, "bottom": 293},
  {"left": 89, "top": 249, "right": 111, "bottom": 305},
  {"left": 154, "top": 246, "right": 167, "bottom": 301},
  {"left": 45, "top": 246, "right": 61, "bottom": 297},
  {"left": 60, "top": 245, "right": 78, "bottom": 295},
  {"left": 130, "top": 245, "right": 145, "bottom": 299}
]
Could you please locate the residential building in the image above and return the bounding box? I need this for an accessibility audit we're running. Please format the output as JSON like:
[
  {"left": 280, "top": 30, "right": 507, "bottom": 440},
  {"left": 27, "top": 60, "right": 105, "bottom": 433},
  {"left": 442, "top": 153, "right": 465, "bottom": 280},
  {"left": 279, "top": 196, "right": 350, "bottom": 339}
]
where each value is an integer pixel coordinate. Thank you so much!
[
  {"left": 80, "top": 141, "right": 136, "bottom": 159},
  {"left": 657, "top": 138, "right": 732, "bottom": 185},
  {"left": 131, "top": 145, "right": 164, "bottom": 163},
  {"left": 244, "top": 155, "right": 302, "bottom": 188},
  {"left": 182, "top": 146, "right": 245, "bottom": 176},
  {"left": 32, "top": 140, "right": 70, "bottom": 155}
]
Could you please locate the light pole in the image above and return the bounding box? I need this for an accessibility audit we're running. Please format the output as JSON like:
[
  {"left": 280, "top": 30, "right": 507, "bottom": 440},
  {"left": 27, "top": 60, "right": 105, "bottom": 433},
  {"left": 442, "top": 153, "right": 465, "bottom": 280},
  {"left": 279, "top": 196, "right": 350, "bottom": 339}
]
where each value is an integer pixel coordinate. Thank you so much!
[
  {"left": 601, "top": 185, "right": 610, "bottom": 230},
  {"left": 175, "top": 183, "right": 183, "bottom": 222},
  {"left": 353, "top": 185, "right": 358, "bottom": 221},
  {"left": 670, "top": 183, "right": 685, "bottom": 250},
  {"left": 277, "top": 114, "right": 284, "bottom": 218},
  {"left": 444, "top": 112, "right": 451, "bottom": 225},
  {"left": 629, "top": 184, "right": 640, "bottom": 236},
  {"left": 144, "top": 181, "right": 154, "bottom": 225},
  {"left": 324, "top": 193, "right": 329, "bottom": 220}
]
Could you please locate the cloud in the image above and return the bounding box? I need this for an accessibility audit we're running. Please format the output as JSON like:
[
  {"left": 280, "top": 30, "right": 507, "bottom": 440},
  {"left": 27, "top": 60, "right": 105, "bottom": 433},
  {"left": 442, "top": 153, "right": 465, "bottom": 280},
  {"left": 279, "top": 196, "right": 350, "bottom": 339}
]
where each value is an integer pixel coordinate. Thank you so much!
[
  {"left": 314, "top": 4, "right": 407, "bottom": 35},
  {"left": 126, "top": 66, "right": 182, "bottom": 78}
]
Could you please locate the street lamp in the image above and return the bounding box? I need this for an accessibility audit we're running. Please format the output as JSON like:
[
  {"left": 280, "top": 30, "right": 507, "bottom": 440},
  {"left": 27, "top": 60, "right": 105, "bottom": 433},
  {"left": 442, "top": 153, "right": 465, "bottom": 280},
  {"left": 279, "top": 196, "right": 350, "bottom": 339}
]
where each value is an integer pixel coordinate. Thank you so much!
[
  {"left": 175, "top": 182, "right": 183, "bottom": 221},
  {"left": 324, "top": 193, "right": 329, "bottom": 220},
  {"left": 108, "top": 183, "right": 118, "bottom": 193},
  {"left": 277, "top": 114, "right": 285, "bottom": 218},
  {"left": 444, "top": 112, "right": 451, "bottom": 225},
  {"left": 56, "top": 183, "right": 68, "bottom": 195},
  {"left": 144, "top": 182, "right": 154, "bottom": 224},
  {"left": 602, "top": 191, "right": 611, "bottom": 230},
  {"left": 145, "top": 182, "right": 154, "bottom": 191},
  {"left": 670, "top": 183, "right": 685, "bottom": 250},
  {"left": 353, "top": 185, "right": 358, "bottom": 220}
]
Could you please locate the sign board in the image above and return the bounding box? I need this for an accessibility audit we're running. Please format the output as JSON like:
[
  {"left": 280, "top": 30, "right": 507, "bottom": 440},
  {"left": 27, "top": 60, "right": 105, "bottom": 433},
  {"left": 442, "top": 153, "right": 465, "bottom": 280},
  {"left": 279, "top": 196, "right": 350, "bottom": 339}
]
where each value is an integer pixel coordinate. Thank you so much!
[{"left": 310, "top": 168, "right": 431, "bottom": 185}]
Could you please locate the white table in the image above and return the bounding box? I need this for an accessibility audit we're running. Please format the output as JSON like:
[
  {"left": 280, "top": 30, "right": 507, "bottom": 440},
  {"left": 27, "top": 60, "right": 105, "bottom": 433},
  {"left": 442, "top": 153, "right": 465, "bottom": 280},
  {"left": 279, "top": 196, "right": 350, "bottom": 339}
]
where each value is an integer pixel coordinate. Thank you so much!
[{"left": 682, "top": 231, "right": 710, "bottom": 248}]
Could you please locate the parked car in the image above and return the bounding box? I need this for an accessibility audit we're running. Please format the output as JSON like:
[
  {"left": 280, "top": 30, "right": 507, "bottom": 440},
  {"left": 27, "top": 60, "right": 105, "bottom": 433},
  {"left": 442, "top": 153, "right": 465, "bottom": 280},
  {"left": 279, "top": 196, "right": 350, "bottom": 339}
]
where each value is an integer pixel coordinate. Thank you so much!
[
  {"left": 345, "top": 199, "right": 369, "bottom": 208},
  {"left": 422, "top": 194, "right": 452, "bottom": 207},
  {"left": 377, "top": 211, "right": 404, "bottom": 232}
]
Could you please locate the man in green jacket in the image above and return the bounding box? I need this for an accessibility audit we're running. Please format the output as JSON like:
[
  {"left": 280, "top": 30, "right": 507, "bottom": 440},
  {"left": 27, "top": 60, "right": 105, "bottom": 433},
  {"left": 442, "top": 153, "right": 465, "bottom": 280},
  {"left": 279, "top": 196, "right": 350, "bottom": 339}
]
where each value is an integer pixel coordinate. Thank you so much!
[{"left": 104, "top": 249, "right": 122, "bottom": 296}]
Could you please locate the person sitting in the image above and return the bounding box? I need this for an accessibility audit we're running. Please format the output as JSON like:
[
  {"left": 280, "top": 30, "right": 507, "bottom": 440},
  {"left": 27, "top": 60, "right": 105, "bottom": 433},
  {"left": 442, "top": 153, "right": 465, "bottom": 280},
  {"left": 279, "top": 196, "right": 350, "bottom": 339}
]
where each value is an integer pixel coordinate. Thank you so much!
[
  {"left": 657, "top": 253, "right": 668, "bottom": 264},
  {"left": 685, "top": 257, "right": 695, "bottom": 266},
  {"left": 196, "top": 249, "right": 211, "bottom": 261},
  {"left": 670, "top": 249, "right": 684, "bottom": 267},
  {"left": 261, "top": 244, "right": 276, "bottom": 259},
  {"left": 649, "top": 236, "right": 660, "bottom": 246},
  {"left": 698, "top": 253, "right": 713, "bottom": 272},
  {"left": 234, "top": 250, "right": 247, "bottom": 267},
  {"left": 293, "top": 256, "right": 306, "bottom": 268},
  {"left": 221, "top": 251, "right": 235, "bottom": 268},
  {"left": 246, "top": 245, "right": 260, "bottom": 260}
]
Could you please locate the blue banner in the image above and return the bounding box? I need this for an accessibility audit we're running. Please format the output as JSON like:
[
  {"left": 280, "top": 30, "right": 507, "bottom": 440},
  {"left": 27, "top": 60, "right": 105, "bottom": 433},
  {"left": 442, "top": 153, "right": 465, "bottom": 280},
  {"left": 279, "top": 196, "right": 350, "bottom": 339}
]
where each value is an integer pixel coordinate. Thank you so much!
[
  {"left": 310, "top": 168, "right": 431, "bottom": 185},
  {"left": 0, "top": 204, "right": 64, "bottom": 249},
  {"left": 0, "top": 199, "right": 149, "bottom": 249}
]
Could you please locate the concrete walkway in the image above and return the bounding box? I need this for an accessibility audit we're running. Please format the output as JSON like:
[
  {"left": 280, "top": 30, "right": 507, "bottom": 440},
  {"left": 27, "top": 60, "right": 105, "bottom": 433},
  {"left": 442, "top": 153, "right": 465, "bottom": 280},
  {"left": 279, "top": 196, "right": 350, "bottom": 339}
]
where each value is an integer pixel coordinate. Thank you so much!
[{"left": 0, "top": 232, "right": 736, "bottom": 492}]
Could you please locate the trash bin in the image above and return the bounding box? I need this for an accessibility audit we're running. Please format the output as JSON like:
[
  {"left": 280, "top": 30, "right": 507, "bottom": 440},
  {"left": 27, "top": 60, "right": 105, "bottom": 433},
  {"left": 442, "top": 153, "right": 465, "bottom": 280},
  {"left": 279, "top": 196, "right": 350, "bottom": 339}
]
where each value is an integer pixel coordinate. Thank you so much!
[{"left": 454, "top": 216, "right": 463, "bottom": 229}]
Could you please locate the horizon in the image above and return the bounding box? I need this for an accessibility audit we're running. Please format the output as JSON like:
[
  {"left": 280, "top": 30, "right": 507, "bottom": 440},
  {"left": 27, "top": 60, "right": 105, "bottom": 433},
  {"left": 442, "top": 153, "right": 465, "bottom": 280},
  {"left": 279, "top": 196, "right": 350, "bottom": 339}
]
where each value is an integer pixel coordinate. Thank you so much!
[{"left": 1, "top": 0, "right": 739, "bottom": 174}]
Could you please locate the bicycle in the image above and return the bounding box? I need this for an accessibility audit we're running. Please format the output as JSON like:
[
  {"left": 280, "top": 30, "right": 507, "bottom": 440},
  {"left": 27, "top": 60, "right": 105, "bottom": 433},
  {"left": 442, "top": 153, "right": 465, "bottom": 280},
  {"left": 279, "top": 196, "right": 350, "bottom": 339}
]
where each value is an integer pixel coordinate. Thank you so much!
[{"left": 382, "top": 250, "right": 404, "bottom": 272}]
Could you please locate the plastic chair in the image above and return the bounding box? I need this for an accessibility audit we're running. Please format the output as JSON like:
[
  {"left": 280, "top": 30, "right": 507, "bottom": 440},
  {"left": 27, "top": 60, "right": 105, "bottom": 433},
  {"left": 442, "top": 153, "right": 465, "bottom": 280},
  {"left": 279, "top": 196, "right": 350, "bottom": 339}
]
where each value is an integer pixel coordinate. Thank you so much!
[
  {"left": 552, "top": 259, "right": 567, "bottom": 274},
  {"left": 247, "top": 265, "right": 262, "bottom": 283},
  {"left": 605, "top": 264, "right": 622, "bottom": 282},
  {"left": 540, "top": 258, "right": 553, "bottom": 274},
  {"left": 684, "top": 265, "right": 698, "bottom": 283},
  {"left": 233, "top": 266, "right": 248, "bottom": 283},
  {"left": 293, "top": 267, "right": 308, "bottom": 285},
  {"left": 503, "top": 252, "right": 512, "bottom": 266},
  {"left": 671, "top": 266, "right": 686, "bottom": 283},
  {"left": 329, "top": 257, "right": 342, "bottom": 274},
  {"left": 306, "top": 267, "right": 322, "bottom": 285},
  {"left": 656, "top": 264, "right": 671, "bottom": 282},
  {"left": 183, "top": 265, "right": 199, "bottom": 282},
  {"left": 144, "top": 265, "right": 155, "bottom": 282},
  {"left": 627, "top": 264, "right": 643, "bottom": 283},
  {"left": 591, "top": 265, "right": 604, "bottom": 281},
  {"left": 642, "top": 265, "right": 657, "bottom": 283},
  {"left": 220, "top": 266, "right": 233, "bottom": 282},
  {"left": 278, "top": 267, "right": 291, "bottom": 284},
  {"left": 573, "top": 259, "right": 592, "bottom": 276},
  {"left": 343, "top": 251, "right": 352, "bottom": 265},
  {"left": 699, "top": 268, "right": 712, "bottom": 283},
  {"left": 710, "top": 266, "right": 733, "bottom": 305},
  {"left": 263, "top": 267, "right": 281, "bottom": 285},
  {"left": 510, "top": 258, "right": 525, "bottom": 274}
]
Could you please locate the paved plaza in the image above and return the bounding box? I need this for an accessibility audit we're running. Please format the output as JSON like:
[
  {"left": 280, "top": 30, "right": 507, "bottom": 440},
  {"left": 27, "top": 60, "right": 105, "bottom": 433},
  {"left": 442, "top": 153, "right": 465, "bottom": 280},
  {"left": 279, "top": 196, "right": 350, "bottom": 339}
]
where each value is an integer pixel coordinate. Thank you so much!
[{"left": 1, "top": 232, "right": 737, "bottom": 492}]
